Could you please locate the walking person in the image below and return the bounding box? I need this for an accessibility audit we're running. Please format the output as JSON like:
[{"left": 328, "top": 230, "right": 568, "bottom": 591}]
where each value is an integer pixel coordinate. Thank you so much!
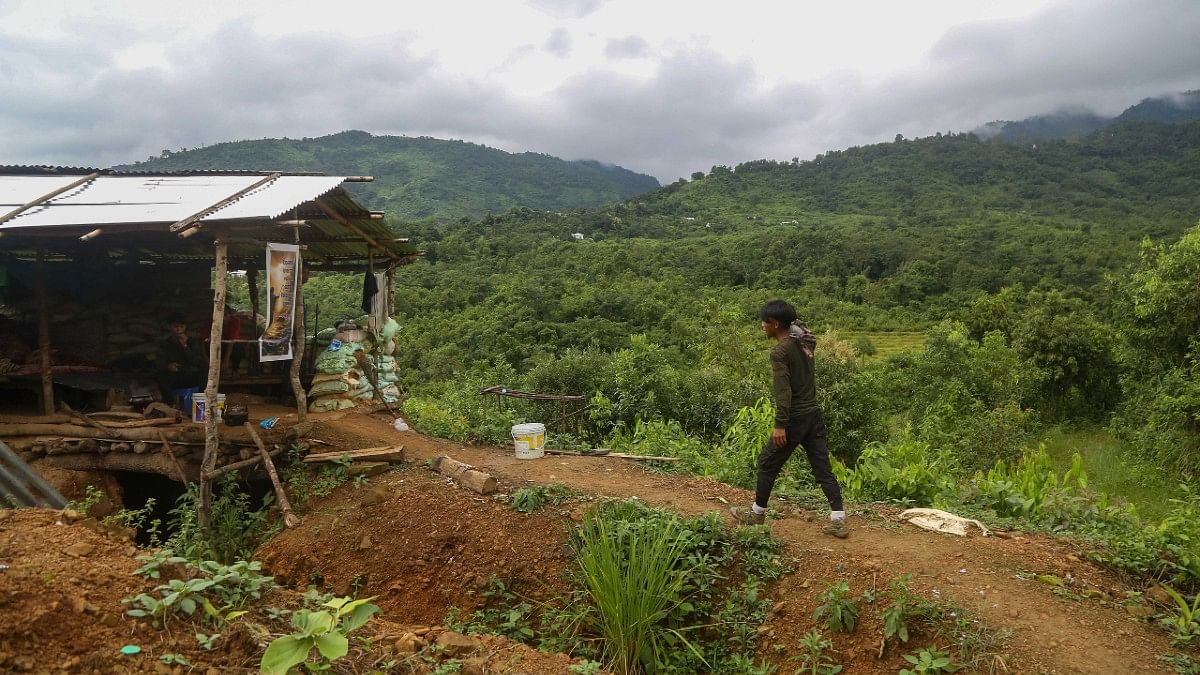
[{"left": 732, "top": 300, "right": 848, "bottom": 537}]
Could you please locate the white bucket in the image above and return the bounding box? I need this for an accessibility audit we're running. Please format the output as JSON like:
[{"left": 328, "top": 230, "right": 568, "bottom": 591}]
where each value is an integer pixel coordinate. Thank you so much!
[
  {"left": 511, "top": 423, "right": 546, "bottom": 460},
  {"left": 192, "top": 393, "right": 227, "bottom": 423}
]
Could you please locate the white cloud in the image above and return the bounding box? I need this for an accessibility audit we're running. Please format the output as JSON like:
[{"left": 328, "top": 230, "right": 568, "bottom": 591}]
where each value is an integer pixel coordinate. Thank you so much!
[{"left": 0, "top": 0, "right": 1198, "bottom": 180}]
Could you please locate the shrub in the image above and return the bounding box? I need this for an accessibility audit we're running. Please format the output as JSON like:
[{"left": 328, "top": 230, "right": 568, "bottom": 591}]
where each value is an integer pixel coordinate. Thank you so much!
[
  {"left": 573, "top": 503, "right": 702, "bottom": 674},
  {"left": 834, "top": 432, "right": 953, "bottom": 506}
]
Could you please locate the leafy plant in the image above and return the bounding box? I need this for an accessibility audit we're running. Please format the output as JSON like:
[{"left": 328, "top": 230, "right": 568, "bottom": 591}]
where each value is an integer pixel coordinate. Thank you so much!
[
  {"left": 900, "top": 646, "right": 959, "bottom": 674},
  {"left": 195, "top": 632, "right": 220, "bottom": 651},
  {"left": 1159, "top": 652, "right": 1200, "bottom": 675},
  {"left": 814, "top": 581, "right": 859, "bottom": 633},
  {"left": 260, "top": 596, "right": 380, "bottom": 675},
  {"left": 159, "top": 653, "right": 191, "bottom": 667},
  {"left": 882, "top": 574, "right": 937, "bottom": 644},
  {"left": 133, "top": 549, "right": 188, "bottom": 580},
  {"left": 795, "top": 630, "right": 843, "bottom": 675},
  {"left": 568, "top": 660, "right": 604, "bottom": 674},
  {"left": 510, "top": 484, "right": 577, "bottom": 513},
  {"left": 124, "top": 558, "right": 273, "bottom": 628},
  {"left": 1158, "top": 585, "right": 1200, "bottom": 647}
]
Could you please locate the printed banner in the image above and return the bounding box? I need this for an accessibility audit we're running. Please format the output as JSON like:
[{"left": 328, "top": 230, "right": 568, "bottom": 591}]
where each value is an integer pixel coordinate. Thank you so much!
[{"left": 259, "top": 243, "right": 301, "bottom": 362}]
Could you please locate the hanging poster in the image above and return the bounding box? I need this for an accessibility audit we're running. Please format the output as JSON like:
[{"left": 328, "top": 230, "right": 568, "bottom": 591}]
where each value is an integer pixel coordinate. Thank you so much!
[{"left": 259, "top": 243, "right": 301, "bottom": 362}]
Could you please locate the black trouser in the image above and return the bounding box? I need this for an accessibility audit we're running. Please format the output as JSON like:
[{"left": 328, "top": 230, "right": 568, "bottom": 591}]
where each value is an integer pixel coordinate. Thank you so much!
[{"left": 756, "top": 409, "right": 844, "bottom": 511}]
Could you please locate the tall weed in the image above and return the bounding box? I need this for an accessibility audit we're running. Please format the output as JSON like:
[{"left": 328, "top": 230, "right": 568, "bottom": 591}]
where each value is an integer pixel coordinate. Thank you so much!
[{"left": 574, "top": 504, "right": 702, "bottom": 674}]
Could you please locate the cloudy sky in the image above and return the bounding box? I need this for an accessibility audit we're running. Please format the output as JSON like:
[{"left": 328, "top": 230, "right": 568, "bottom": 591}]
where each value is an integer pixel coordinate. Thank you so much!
[{"left": 2, "top": 0, "right": 1198, "bottom": 181}]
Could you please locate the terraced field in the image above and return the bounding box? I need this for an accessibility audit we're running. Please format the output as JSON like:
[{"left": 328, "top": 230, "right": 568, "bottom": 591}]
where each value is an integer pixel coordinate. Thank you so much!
[{"left": 840, "top": 331, "right": 927, "bottom": 360}]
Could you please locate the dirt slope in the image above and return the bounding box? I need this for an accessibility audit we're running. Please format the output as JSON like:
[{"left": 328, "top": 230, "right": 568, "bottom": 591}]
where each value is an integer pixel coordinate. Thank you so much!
[{"left": 284, "top": 410, "right": 1179, "bottom": 674}]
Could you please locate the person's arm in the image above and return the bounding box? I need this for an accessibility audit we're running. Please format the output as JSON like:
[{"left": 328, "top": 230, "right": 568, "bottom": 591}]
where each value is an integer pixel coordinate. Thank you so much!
[{"left": 770, "top": 348, "right": 791, "bottom": 444}]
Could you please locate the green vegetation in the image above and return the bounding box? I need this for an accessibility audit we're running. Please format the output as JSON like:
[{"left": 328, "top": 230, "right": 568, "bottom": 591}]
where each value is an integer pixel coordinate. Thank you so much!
[
  {"left": 260, "top": 596, "right": 380, "bottom": 675},
  {"left": 118, "top": 130, "right": 659, "bottom": 220},
  {"left": 794, "top": 630, "right": 842, "bottom": 674},
  {"left": 813, "top": 581, "right": 860, "bottom": 633},
  {"left": 509, "top": 483, "right": 579, "bottom": 512},
  {"left": 449, "top": 499, "right": 783, "bottom": 674},
  {"left": 900, "top": 647, "right": 958, "bottom": 675}
]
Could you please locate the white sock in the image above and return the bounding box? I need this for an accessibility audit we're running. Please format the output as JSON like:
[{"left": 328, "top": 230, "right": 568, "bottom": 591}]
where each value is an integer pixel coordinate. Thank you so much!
[
  {"left": 751, "top": 503, "right": 767, "bottom": 515},
  {"left": 831, "top": 510, "right": 846, "bottom": 522}
]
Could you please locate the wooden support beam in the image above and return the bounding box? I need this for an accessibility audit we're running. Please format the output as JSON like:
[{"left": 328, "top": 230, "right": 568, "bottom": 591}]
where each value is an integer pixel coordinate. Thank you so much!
[
  {"left": 246, "top": 422, "right": 298, "bottom": 528},
  {"left": 343, "top": 176, "right": 374, "bottom": 182},
  {"left": 313, "top": 199, "right": 399, "bottom": 260},
  {"left": 170, "top": 173, "right": 281, "bottom": 233},
  {"left": 385, "top": 265, "right": 395, "bottom": 317},
  {"left": 199, "top": 233, "right": 228, "bottom": 529},
  {"left": 303, "top": 445, "right": 405, "bottom": 463},
  {"left": 202, "top": 445, "right": 286, "bottom": 479},
  {"left": 0, "top": 173, "right": 98, "bottom": 226},
  {"left": 158, "top": 432, "right": 190, "bottom": 485},
  {"left": 78, "top": 228, "right": 103, "bottom": 242},
  {"left": 35, "top": 250, "right": 54, "bottom": 415},
  {"left": 289, "top": 227, "right": 307, "bottom": 422}
]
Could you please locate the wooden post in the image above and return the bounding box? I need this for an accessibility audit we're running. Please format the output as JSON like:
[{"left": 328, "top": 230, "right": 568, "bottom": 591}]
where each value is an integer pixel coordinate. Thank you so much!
[
  {"left": 245, "top": 422, "right": 298, "bottom": 527},
  {"left": 289, "top": 228, "right": 307, "bottom": 421},
  {"left": 247, "top": 266, "right": 260, "bottom": 376},
  {"left": 35, "top": 251, "right": 54, "bottom": 415},
  {"left": 199, "top": 233, "right": 228, "bottom": 529},
  {"left": 385, "top": 264, "right": 395, "bottom": 318}
]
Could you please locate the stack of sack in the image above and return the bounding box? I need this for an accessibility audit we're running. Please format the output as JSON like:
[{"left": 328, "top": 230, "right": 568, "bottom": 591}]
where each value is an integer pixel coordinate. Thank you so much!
[{"left": 307, "top": 318, "right": 402, "bottom": 413}]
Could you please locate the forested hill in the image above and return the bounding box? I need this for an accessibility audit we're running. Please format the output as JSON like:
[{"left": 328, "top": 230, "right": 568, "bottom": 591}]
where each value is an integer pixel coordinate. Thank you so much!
[
  {"left": 978, "top": 90, "right": 1200, "bottom": 142},
  {"left": 466, "top": 119, "right": 1200, "bottom": 241},
  {"left": 394, "top": 120, "right": 1200, "bottom": 344},
  {"left": 114, "top": 130, "right": 659, "bottom": 220}
]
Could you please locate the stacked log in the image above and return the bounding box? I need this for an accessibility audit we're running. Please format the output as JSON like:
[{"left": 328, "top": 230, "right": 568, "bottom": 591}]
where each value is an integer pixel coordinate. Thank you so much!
[{"left": 2, "top": 421, "right": 301, "bottom": 481}]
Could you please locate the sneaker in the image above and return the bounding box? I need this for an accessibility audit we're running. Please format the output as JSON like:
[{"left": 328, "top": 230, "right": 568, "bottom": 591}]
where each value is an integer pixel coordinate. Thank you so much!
[
  {"left": 822, "top": 520, "right": 850, "bottom": 539},
  {"left": 730, "top": 506, "right": 765, "bottom": 525}
]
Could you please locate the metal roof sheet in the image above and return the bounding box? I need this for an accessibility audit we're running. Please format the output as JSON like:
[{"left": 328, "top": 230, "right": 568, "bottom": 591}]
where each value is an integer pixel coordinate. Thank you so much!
[{"left": 0, "top": 174, "right": 346, "bottom": 229}]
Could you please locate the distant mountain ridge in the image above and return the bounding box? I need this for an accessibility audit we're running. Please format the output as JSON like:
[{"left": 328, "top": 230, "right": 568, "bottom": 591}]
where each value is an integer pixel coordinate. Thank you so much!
[
  {"left": 977, "top": 90, "right": 1200, "bottom": 142},
  {"left": 115, "top": 130, "right": 659, "bottom": 220}
]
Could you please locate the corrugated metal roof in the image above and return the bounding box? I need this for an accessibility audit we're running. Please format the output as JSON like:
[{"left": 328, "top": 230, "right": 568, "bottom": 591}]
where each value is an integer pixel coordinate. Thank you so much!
[
  {"left": 0, "top": 174, "right": 346, "bottom": 229},
  {"left": 0, "top": 168, "right": 419, "bottom": 266}
]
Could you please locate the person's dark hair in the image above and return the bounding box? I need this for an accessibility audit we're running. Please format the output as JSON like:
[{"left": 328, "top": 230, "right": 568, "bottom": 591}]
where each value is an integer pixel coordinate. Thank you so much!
[
  {"left": 167, "top": 313, "right": 186, "bottom": 325},
  {"left": 759, "top": 299, "right": 797, "bottom": 329}
]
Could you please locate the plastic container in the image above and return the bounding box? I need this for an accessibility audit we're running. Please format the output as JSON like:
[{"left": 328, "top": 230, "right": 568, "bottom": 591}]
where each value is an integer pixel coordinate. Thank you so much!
[
  {"left": 192, "top": 393, "right": 226, "bottom": 423},
  {"left": 511, "top": 423, "right": 546, "bottom": 460}
]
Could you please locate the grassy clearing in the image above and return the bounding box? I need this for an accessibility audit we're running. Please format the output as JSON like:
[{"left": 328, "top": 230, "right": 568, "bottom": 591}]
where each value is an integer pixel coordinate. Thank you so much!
[
  {"left": 1041, "top": 427, "right": 1183, "bottom": 522},
  {"left": 840, "top": 331, "right": 927, "bottom": 360}
]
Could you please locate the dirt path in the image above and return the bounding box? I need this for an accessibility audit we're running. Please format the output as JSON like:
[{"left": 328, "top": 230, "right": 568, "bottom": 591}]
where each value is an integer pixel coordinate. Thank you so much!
[{"left": 299, "top": 411, "right": 1177, "bottom": 674}]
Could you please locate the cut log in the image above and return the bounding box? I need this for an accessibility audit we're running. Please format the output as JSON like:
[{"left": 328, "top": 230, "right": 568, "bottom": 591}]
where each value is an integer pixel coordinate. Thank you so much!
[
  {"left": 0, "top": 423, "right": 205, "bottom": 442},
  {"left": 303, "top": 446, "right": 405, "bottom": 464},
  {"left": 111, "top": 442, "right": 132, "bottom": 453},
  {"left": 0, "top": 414, "right": 71, "bottom": 424},
  {"left": 431, "top": 455, "right": 497, "bottom": 495},
  {"left": 245, "top": 423, "right": 298, "bottom": 528},
  {"left": 38, "top": 453, "right": 199, "bottom": 481}
]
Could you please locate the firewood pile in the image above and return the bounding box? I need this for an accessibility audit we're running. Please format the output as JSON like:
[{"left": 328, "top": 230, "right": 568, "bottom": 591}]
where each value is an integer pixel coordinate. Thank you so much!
[{"left": 1, "top": 413, "right": 303, "bottom": 480}]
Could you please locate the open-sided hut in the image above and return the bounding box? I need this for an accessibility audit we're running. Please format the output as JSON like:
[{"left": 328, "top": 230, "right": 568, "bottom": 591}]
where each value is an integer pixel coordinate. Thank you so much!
[{"left": 0, "top": 165, "right": 417, "bottom": 519}]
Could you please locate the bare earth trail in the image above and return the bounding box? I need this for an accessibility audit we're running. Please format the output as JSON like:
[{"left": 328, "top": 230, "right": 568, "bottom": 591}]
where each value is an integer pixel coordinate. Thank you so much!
[{"left": 286, "top": 411, "right": 1177, "bottom": 674}]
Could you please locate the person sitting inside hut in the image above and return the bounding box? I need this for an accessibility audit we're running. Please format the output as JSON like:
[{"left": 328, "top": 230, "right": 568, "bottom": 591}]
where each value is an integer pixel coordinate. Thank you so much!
[
  {"left": 158, "top": 313, "right": 207, "bottom": 414},
  {"left": 204, "top": 305, "right": 243, "bottom": 374}
]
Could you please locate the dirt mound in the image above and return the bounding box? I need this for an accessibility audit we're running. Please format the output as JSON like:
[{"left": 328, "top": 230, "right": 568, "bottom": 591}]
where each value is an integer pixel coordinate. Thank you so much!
[
  {"left": 0, "top": 508, "right": 190, "bottom": 673},
  {"left": 0, "top": 507, "right": 584, "bottom": 674},
  {"left": 256, "top": 465, "right": 575, "bottom": 624}
]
